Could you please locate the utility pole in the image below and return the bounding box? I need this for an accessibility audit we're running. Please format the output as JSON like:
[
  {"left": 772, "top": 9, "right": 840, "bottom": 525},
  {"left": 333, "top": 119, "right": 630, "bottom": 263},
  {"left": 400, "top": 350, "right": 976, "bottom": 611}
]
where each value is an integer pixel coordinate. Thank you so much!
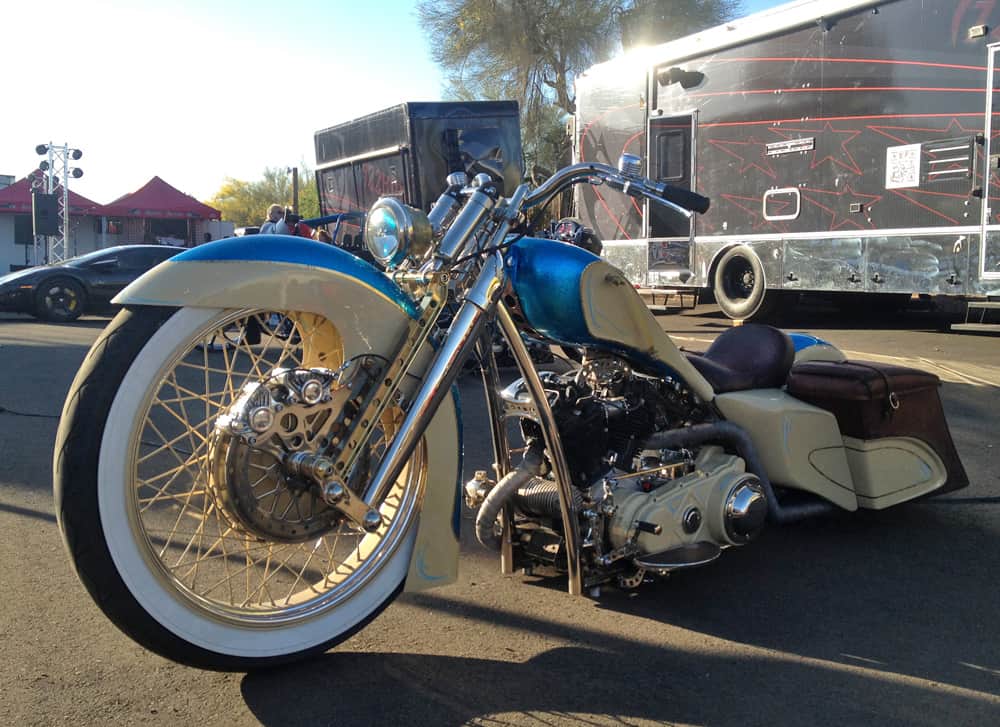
[{"left": 288, "top": 166, "right": 299, "bottom": 214}]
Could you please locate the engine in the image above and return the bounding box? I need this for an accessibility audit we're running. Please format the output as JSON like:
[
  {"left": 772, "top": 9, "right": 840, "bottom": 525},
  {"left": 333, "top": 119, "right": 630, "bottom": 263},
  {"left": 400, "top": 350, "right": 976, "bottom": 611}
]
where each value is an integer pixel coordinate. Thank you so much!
[
  {"left": 508, "top": 354, "right": 702, "bottom": 488},
  {"left": 495, "top": 354, "right": 768, "bottom": 586}
]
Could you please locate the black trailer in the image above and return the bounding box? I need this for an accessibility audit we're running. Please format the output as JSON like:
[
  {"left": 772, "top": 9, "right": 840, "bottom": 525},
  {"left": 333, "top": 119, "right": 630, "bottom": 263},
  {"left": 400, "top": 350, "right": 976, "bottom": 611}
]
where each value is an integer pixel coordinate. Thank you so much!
[
  {"left": 574, "top": 0, "right": 1000, "bottom": 320},
  {"left": 314, "top": 101, "right": 522, "bottom": 254}
]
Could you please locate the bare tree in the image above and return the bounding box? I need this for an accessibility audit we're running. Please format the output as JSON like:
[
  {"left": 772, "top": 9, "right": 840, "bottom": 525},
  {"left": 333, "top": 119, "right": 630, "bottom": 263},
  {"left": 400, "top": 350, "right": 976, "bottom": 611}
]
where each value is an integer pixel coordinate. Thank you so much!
[
  {"left": 620, "top": 0, "right": 742, "bottom": 49},
  {"left": 418, "top": 0, "right": 742, "bottom": 171}
]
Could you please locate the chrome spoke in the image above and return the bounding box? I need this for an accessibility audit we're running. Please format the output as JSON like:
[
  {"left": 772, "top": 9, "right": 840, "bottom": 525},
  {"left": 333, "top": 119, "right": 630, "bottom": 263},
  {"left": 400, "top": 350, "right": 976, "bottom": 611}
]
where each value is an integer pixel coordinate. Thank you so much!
[{"left": 126, "top": 309, "right": 421, "bottom": 623}]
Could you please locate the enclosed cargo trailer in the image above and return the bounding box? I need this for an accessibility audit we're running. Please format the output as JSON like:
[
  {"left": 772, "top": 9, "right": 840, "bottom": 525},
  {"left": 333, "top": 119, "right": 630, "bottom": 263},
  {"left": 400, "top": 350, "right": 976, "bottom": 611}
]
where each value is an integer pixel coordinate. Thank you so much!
[
  {"left": 574, "top": 0, "right": 1000, "bottom": 320},
  {"left": 314, "top": 101, "right": 522, "bottom": 234}
]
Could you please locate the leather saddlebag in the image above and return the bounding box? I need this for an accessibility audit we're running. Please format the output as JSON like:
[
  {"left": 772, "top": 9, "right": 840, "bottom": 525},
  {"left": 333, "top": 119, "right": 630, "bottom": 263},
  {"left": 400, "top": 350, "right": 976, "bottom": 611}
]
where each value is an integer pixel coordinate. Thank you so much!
[{"left": 785, "top": 360, "right": 968, "bottom": 494}]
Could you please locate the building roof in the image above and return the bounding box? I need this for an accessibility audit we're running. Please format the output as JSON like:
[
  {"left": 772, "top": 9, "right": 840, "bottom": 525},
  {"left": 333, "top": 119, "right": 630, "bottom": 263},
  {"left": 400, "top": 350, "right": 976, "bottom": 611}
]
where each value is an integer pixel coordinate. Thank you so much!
[
  {"left": 100, "top": 176, "right": 221, "bottom": 220},
  {"left": 0, "top": 173, "right": 104, "bottom": 216}
]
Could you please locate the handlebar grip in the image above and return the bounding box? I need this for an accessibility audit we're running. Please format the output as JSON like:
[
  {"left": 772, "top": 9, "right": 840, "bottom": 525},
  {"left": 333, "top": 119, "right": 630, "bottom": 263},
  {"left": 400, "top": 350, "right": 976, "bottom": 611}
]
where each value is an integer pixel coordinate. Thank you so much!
[{"left": 659, "top": 184, "right": 711, "bottom": 214}]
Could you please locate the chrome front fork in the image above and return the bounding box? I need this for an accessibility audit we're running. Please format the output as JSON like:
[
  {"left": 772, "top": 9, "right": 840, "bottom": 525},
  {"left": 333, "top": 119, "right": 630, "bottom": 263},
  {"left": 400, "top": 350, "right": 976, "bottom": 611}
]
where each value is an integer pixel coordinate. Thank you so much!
[
  {"left": 361, "top": 250, "right": 584, "bottom": 597},
  {"left": 494, "top": 304, "right": 583, "bottom": 596},
  {"left": 362, "top": 252, "right": 506, "bottom": 507}
]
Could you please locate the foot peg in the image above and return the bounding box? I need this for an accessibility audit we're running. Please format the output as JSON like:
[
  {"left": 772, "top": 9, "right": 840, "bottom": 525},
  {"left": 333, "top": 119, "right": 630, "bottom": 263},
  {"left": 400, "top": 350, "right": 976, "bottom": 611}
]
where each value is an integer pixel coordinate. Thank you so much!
[{"left": 633, "top": 541, "right": 721, "bottom": 574}]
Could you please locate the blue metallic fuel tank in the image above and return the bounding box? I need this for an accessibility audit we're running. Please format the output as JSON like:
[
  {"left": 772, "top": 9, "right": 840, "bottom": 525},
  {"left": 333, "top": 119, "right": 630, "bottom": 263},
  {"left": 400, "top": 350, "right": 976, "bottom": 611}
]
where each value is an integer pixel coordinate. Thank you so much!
[
  {"left": 505, "top": 237, "right": 596, "bottom": 344},
  {"left": 504, "top": 237, "right": 708, "bottom": 392}
]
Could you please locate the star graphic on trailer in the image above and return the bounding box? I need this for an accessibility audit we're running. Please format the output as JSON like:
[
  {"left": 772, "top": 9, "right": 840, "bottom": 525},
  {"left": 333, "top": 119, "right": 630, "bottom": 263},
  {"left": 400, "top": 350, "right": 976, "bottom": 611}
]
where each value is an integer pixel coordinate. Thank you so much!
[
  {"left": 867, "top": 117, "right": 992, "bottom": 147},
  {"left": 706, "top": 137, "right": 777, "bottom": 179},
  {"left": 719, "top": 194, "right": 790, "bottom": 233},
  {"left": 799, "top": 184, "right": 884, "bottom": 231},
  {"left": 769, "top": 123, "right": 863, "bottom": 175}
]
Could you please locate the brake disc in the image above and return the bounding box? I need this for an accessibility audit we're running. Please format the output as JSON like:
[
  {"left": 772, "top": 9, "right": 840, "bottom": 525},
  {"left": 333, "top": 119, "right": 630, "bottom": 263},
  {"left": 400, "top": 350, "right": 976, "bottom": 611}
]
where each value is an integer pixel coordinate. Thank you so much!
[{"left": 206, "top": 358, "right": 386, "bottom": 543}]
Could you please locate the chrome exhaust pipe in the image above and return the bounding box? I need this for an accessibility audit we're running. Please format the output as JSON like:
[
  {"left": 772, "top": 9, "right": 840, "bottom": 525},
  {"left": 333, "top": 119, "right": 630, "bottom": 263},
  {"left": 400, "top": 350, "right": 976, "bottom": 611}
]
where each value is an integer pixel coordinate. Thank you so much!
[{"left": 643, "top": 422, "right": 837, "bottom": 524}]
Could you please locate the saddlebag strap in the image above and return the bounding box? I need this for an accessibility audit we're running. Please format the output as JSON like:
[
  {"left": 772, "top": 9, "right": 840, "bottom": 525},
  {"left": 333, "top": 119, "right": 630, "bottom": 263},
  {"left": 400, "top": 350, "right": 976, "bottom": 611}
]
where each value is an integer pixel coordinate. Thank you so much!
[{"left": 848, "top": 361, "right": 899, "bottom": 419}]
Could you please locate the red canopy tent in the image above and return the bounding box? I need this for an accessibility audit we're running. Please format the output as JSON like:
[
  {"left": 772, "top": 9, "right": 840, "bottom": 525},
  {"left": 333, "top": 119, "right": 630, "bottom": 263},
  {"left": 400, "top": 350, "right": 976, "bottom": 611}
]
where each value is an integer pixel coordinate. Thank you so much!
[
  {"left": 0, "top": 173, "right": 103, "bottom": 215},
  {"left": 100, "top": 176, "right": 220, "bottom": 220}
]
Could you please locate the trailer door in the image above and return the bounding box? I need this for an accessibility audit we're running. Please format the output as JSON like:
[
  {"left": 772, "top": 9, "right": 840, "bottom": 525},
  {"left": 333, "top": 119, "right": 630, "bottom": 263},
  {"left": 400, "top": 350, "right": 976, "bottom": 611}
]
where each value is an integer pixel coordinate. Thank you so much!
[
  {"left": 983, "top": 45, "right": 1000, "bottom": 281},
  {"left": 647, "top": 114, "right": 695, "bottom": 276}
]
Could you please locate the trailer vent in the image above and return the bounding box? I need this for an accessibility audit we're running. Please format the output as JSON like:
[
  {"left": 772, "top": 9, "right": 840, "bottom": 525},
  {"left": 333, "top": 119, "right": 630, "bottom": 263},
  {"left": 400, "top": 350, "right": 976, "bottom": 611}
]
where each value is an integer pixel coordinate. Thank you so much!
[{"left": 922, "top": 136, "right": 977, "bottom": 185}]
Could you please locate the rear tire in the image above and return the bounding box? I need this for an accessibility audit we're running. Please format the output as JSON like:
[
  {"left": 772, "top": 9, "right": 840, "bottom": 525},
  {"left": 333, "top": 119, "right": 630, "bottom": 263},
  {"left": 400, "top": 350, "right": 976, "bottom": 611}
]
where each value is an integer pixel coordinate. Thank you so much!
[{"left": 55, "top": 306, "right": 425, "bottom": 670}]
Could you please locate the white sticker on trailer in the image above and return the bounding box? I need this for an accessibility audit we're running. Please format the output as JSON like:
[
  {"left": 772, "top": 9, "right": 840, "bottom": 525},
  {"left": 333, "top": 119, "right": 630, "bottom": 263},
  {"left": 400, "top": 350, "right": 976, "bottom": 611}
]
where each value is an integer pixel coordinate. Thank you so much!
[{"left": 885, "top": 143, "right": 921, "bottom": 189}]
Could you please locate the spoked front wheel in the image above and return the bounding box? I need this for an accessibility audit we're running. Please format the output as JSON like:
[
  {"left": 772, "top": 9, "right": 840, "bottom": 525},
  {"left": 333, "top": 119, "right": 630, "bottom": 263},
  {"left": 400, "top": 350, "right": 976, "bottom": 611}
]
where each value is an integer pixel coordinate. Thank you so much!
[{"left": 55, "top": 306, "right": 428, "bottom": 669}]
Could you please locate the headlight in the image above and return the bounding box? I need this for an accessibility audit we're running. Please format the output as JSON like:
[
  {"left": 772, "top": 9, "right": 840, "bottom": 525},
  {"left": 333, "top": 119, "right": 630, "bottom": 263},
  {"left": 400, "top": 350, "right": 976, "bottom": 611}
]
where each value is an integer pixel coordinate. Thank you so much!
[{"left": 364, "top": 197, "right": 432, "bottom": 268}]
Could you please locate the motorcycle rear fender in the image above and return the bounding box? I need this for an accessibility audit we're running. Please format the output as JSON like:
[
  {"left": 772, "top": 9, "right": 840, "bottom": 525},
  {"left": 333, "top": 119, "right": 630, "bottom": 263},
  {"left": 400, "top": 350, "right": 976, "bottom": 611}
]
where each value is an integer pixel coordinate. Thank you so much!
[
  {"left": 788, "top": 333, "right": 846, "bottom": 363},
  {"left": 113, "top": 236, "right": 462, "bottom": 591},
  {"left": 714, "top": 389, "right": 858, "bottom": 511}
]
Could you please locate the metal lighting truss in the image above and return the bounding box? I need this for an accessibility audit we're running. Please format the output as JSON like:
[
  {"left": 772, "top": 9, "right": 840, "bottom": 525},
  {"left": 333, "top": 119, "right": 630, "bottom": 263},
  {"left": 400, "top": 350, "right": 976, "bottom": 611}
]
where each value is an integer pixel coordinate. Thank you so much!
[{"left": 33, "top": 142, "right": 83, "bottom": 263}]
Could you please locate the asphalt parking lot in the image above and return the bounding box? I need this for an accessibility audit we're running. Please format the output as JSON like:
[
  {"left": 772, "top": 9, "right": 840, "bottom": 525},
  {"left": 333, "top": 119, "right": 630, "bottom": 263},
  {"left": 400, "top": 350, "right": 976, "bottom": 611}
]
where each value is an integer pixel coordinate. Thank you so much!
[{"left": 1, "top": 303, "right": 998, "bottom": 726}]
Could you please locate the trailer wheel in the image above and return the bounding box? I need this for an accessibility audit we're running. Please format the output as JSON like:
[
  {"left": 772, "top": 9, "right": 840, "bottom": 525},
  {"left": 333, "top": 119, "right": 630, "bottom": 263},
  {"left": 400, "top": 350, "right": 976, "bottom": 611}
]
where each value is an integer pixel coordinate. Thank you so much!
[{"left": 713, "top": 246, "right": 772, "bottom": 321}]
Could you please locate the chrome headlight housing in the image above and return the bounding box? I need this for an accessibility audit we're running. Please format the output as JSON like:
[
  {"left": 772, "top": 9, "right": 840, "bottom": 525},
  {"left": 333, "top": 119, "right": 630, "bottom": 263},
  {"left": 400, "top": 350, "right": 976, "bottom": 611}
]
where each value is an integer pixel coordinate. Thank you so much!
[{"left": 364, "top": 197, "right": 432, "bottom": 269}]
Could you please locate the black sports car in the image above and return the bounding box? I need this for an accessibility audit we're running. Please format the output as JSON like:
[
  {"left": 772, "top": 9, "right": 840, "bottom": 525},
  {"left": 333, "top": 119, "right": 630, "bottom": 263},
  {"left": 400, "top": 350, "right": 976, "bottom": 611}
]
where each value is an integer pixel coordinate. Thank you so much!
[{"left": 0, "top": 245, "right": 184, "bottom": 322}]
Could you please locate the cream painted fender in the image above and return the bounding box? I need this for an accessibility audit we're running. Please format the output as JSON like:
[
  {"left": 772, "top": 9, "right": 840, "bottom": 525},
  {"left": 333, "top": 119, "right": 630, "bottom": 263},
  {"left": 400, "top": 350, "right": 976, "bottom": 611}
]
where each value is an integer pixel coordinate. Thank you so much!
[{"left": 114, "top": 243, "right": 462, "bottom": 591}]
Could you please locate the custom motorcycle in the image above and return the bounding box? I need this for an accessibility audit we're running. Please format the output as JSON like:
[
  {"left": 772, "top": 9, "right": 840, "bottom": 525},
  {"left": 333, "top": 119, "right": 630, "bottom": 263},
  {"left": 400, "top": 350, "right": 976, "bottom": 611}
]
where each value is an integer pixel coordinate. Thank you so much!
[{"left": 54, "top": 155, "right": 967, "bottom": 670}]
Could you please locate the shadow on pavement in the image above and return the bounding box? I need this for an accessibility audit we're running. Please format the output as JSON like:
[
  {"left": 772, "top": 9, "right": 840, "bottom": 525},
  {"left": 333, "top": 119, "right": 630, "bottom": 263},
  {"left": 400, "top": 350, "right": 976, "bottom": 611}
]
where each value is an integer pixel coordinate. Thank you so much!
[
  {"left": 0, "top": 334, "right": 93, "bottom": 495},
  {"left": 242, "top": 579, "right": 999, "bottom": 726},
  {"left": 0, "top": 314, "right": 111, "bottom": 329},
  {"left": 0, "top": 500, "right": 56, "bottom": 523},
  {"left": 240, "top": 376, "right": 999, "bottom": 726}
]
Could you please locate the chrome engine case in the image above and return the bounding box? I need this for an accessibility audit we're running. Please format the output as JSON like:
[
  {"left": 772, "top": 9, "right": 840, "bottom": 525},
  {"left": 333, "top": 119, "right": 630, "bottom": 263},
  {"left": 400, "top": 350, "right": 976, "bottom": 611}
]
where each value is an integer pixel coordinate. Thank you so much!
[{"left": 606, "top": 446, "right": 766, "bottom": 556}]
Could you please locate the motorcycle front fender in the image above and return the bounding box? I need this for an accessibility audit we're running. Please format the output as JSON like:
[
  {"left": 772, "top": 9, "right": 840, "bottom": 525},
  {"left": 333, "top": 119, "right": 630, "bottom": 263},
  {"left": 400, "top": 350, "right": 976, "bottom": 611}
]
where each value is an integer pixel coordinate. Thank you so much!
[{"left": 113, "top": 236, "right": 462, "bottom": 591}]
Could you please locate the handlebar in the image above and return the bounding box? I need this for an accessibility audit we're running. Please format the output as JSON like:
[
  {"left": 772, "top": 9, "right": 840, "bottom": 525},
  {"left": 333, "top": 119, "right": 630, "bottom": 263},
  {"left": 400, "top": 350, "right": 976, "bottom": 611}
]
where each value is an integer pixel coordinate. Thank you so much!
[
  {"left": 520, "top": 162, "right": 710, "bottom": 216},
  {"left": 522, "top": 163, "right": 611, "bottom": 209},
  {"left": 301, "top": 212, "right": 366, "bottom": 227},
  {"left": 644, "top": 180, "right": 711, "bottom": 215}
]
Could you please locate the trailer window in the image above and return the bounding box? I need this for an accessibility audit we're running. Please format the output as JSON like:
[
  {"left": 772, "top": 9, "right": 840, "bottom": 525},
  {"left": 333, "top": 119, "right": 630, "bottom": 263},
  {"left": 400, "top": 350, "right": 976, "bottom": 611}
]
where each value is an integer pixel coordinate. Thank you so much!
[
  {"left": 656, "top": 131, "right": 688, "bottom": 182},
  {"left": 649, "top": 115, "right": 693, "bottom": 239},
  {"left": 320, "top": 166, "right": 360, "bottom": 213},
  {"left": 357, "top": 154, "right": 406, "bottom": 208}
]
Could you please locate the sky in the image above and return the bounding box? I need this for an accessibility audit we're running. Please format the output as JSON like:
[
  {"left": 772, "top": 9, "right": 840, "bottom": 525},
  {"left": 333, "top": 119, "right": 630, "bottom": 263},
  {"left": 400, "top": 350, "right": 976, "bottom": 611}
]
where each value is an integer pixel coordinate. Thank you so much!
[{"left": 2, "top": 0, "right": 787, "bottom": 205}]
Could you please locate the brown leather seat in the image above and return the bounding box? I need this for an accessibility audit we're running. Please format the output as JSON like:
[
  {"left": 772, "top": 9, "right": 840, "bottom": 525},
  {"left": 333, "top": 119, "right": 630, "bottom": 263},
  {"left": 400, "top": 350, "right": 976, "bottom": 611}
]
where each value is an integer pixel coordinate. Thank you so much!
[{"left": 684, "top": 324, "right": 795, "bottom": 394}]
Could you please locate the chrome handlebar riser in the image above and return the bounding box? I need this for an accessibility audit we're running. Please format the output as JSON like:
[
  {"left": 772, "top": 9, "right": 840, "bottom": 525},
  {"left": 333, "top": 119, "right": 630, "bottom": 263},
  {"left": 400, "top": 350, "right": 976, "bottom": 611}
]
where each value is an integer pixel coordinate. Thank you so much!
[
  {"left": 427, "top": 191, "right": 461, "bottom": 235},
  {"left": 436, "top": 187, "right": 497, "bottom": 262}
]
